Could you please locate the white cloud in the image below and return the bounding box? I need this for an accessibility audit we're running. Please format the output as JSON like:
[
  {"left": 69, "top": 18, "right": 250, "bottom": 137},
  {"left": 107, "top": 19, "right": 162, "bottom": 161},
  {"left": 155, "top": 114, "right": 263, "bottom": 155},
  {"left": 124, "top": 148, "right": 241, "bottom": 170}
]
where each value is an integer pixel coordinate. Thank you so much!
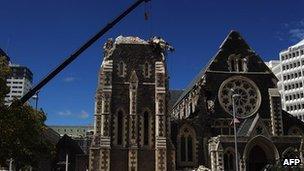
[
  {"left": 277, "top": 19, "right": 304, "bottom": 42},
  {"left": 63, "top": 76, "right": 76, "bottom": 82},
  {"left": 79, "top": 110, "right": 89, "bottom": 119},
  {"left": 58, "top": 110, "right": 72, "bottom": 116},
  {"left": 289, "top": 28, "right": 304, "bottom": 41},
  {"left": 57, "top": 110, "right": 89, "bottom": 119}
]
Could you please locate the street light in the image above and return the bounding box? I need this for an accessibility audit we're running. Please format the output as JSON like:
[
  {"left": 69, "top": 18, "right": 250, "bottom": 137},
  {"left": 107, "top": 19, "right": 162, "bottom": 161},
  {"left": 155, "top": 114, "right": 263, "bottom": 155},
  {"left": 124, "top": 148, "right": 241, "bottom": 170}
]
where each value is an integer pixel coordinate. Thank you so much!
[
  {"left": 65, "top": 153, "right": 69, "bottom": 171},
  {"left": 32, "top": 91, "right": 39, "bottom": 111},
  {"left": 231, "top": 89, "right": 240, "bottom": 171},
  {"left": 8, "top": 158, "right": 13, "bottom": 171}
]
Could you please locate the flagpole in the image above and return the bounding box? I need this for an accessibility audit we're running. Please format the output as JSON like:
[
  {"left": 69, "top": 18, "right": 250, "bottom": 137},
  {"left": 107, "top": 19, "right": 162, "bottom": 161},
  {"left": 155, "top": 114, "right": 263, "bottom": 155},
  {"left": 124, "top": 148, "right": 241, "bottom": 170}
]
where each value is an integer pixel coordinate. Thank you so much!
[
  {"left": 232, "top": 90, "right": 240, "bottom": 171},
  {"left": 9, "top": 158, "right": 13, "bottom": 171},
  {"left": 65, "top": 153, "right": 68, "bottom": 171}
]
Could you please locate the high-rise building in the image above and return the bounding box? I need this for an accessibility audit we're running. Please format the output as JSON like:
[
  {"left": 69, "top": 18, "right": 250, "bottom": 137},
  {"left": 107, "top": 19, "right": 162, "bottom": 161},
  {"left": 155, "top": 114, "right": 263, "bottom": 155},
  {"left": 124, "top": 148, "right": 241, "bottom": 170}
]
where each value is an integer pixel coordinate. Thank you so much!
[
  {"left": 279, "top": 39, "right": 304, "bottom": 120},
  {"left": 5, "top": 64, "right": 33, "bottom": 105},
  {"left": 265, "top": 60, "right": 281, "bottom": 79},
  {"left": 265, "top": 60, "right": 283, "bottom": 95}
]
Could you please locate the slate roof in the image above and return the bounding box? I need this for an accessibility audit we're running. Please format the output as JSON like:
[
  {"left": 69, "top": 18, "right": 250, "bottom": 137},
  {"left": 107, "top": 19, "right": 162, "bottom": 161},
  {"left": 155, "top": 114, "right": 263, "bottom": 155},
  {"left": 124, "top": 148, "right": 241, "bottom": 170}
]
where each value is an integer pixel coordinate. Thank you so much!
[
  {"left": 169, "top": 90, "right": 183, "bottom": 110},
  {"left": 237, "top": 116, "right": 256, "bottom": 136},
  {"left": 173, "top": 30, "right": 240, "bottom": 107},
  {"left": 282, "top": 110, "right": 304, "bottom": 130},
  {"left": 173, "top": 30, "right": 277, "bottom": 108},
  {"left": 57, "top": 134, "right": 84, "bottom": 154}
]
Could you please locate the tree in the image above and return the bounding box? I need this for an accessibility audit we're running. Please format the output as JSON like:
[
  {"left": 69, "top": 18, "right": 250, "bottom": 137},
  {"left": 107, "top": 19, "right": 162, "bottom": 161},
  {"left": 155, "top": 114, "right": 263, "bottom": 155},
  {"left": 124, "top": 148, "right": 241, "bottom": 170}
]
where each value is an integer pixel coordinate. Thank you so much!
[
  {"left": 0, "top": 55, "right": 54, "bottom": 169},
  {"left": 0, "top": 55, "right": 10, "bottom": 105}
]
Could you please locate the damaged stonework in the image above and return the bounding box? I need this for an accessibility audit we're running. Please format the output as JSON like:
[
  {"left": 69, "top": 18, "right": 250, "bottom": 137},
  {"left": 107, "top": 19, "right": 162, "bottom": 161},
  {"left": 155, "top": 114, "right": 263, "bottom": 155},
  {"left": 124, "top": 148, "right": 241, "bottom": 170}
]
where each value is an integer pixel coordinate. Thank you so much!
[
  {"left": 89, "top": 31, "right": 304, "bottom": 171},
  {"left": 103, "top": 36, "right": 174, "bottom": 60},
  {"left": 115, "top": 35, "right": 149, "bottom": 44},
  {"left": 196, "top": 165, "right": 211, "bottom": 171},
  {"left": 149, "top": 36, "right": 175, "bottom": 52},
  {"left": 89, "top": 36, "right": 174, "bottom": 171}
]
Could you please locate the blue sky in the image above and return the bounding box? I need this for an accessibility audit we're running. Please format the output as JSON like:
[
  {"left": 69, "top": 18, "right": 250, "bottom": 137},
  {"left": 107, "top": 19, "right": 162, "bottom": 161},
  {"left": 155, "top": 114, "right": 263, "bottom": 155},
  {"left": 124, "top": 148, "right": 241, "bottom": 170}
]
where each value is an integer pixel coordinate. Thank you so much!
[{"left": 1, "top": 0, "right": 304, "bottom": 126}]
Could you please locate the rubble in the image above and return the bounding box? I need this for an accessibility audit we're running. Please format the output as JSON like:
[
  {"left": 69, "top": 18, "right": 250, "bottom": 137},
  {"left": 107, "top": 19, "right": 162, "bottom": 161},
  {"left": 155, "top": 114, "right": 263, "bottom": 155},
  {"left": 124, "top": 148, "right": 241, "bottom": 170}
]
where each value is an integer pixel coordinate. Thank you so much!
[
  {"left": 115, "top": 35, "right": 148, "bottom": 44},
  {"left": 196, "top": 165, "right": 211, "bottom": 171},
  {"left": 103, "top": 36, "right": 174, "bottom": 59},
  {"left": 149, "top": 36, "right": 175, "bottom": 52}
]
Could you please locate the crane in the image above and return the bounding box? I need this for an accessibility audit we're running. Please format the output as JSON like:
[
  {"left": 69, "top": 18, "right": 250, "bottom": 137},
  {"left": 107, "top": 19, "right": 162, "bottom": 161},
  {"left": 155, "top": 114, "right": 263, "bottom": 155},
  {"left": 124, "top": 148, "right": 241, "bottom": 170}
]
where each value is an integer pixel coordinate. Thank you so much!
[{"left": 15, "top": 0, "right": 150, "bottom": 105}]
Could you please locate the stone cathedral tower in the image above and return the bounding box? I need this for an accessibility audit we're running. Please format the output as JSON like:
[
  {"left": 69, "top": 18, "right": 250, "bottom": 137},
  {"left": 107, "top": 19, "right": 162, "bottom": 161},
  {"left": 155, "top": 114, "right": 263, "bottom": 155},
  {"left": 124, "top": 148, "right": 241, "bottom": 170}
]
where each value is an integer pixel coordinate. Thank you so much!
[{"left": 89, "top": 36, "right": 175, "bottom": 171}]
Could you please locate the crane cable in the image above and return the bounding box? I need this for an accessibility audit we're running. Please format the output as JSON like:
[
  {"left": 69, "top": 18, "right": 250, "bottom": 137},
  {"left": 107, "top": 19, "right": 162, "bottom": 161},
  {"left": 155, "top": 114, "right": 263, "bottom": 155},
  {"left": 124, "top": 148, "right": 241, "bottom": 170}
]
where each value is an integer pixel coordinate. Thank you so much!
[{"left": 144, "top": 0, "right": 153, "bottom": 38}]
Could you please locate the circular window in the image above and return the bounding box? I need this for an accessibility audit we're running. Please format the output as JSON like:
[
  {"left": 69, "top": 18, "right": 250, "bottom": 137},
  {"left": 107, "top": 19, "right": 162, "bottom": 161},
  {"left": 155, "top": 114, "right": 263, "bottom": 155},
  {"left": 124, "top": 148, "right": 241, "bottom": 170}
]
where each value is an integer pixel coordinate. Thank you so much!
[{"left": 218, "top": 76, "right": 261, "bottom": 118}]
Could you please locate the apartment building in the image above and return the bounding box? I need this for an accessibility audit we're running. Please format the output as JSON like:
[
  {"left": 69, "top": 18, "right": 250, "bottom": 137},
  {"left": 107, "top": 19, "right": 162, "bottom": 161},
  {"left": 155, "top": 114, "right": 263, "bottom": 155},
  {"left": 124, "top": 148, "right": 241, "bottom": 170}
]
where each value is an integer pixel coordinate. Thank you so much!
[
  {"left": 5, "top": 64, "right": 33, "bottom": 105},
  {"left": 279, "top": 39, "right": 304, "bottom": 120}
]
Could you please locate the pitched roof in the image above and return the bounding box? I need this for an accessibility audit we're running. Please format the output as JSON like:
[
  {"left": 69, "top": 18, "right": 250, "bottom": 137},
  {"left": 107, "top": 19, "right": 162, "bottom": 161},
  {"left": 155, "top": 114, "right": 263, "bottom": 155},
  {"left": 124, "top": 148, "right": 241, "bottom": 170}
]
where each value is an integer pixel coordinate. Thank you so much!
[
  {"left": 237, "top": 116, "right": 255, "bottom": 136},
  {"left": 282, "top": 110, "right": 304, "bottom": 130},
  {"left": 57, "top": 134, "right": 84, "bottom": 154},
  {"left": 168, "top": 90, "right": 184, "bottom": 110},
  {"left": 173, "top": 30, "right": 246, "bottom": 107},
  {"left": 237, "top": 114, "right": 264, "bottom": 136},
  {"left": 173, "top": 30, "right": 276, "bottom": 107}
]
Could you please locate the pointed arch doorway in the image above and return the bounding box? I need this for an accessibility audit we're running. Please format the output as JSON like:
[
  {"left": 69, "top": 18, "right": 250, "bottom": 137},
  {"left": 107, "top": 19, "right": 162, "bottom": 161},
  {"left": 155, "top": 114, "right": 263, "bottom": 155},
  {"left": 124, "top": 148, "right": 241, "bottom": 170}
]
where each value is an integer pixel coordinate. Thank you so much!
[
  {"left": 247, "top": 145, "right": 268, "bottom": 170},
  {"left": 244, "top": 136, "right": 279, "bottom": 171}
]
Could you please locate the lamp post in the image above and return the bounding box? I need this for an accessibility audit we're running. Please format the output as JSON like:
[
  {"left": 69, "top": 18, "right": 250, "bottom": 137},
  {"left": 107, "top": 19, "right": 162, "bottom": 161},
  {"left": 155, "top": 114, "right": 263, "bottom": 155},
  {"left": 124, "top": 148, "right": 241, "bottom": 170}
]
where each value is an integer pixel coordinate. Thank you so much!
[
  {"left": 32, "top": 91, "right": 39, "bottom": 111},
  {"left": 231, "top": 89, "right": 240, "bottom": 171},
  {"left": 9, "top": 158, "right": 13, "bottom": 171},
  {"left": 65, "top": 153, "right": 69, "bottom": 171}
]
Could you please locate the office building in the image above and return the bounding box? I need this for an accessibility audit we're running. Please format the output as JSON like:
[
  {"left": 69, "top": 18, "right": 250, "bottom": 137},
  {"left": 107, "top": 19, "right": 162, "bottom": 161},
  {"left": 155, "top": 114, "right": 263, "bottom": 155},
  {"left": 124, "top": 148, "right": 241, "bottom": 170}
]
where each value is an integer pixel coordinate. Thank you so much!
[
  {"left": 279, "top": 39, "right": 304, "bottom": 120},
  {"left": 4, "top": 64, "right": 33, "bottom": 105},
  {"left": 50, "top": 125, "right": 93, "bottom": 138}
]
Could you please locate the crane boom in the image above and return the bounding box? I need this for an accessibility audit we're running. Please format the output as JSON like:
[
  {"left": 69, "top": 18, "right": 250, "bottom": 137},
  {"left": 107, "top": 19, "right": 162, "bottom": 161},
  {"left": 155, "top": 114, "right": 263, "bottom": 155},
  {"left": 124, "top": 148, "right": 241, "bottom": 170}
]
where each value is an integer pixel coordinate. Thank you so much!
[{"left": 18, "top": 0, "right": 149, "bottom": 105}]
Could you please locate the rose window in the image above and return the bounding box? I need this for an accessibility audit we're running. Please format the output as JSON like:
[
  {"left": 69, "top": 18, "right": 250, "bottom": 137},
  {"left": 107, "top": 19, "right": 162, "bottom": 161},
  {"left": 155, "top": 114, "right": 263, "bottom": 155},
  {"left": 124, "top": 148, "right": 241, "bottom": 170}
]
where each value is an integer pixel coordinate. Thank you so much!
[{"left": 218, "top": 76, "right": 261, "bottom": 118}]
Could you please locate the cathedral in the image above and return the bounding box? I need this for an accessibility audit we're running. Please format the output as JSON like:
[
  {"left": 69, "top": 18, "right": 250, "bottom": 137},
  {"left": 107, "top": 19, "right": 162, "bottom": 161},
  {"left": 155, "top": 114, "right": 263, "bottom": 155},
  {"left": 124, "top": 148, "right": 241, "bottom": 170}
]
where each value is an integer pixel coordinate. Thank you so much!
[{"left": 89, "top": 31, "right": 304, "bottom": 171}]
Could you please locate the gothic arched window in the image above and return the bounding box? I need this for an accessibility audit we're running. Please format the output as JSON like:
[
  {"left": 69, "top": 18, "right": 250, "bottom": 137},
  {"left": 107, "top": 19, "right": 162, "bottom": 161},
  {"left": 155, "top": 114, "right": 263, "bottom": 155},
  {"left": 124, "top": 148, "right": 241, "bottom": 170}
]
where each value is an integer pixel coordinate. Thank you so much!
[
  {"left": 181, "top": 136, "right": 186, "bottom": 161},
  {"left": 117, "top": 110, "right": 123, "bottom": 145},
  {"left": 230, "top": 58, "right": 235, "bottom": 71},
  {"left": 228, "top": 54, "right": 248, "bottom": 72},
  {"left": 187, "top": 136, "right": 193, "bottom": 161},
  {"left": 242, "top": 58, "right": 248, "bottom": 72},
  {"left": 178, "top": 125, "right": 196, "bottom": 166},
  {"left": 143, "top": 111, "right": 149, "bottom": 145},
  {"left": 117, "top": 61, "right": 125, "bottom": 77},
  {"left": 224, "top": 149, "right": 235, "bottom": 171},
  {"left": 143, "top": 62, "right": 150, "bottom": 78},
  {"left": 180, "top": 135, "right": 194, "bottom": 162},
  {"left": 238, "top": 58, "right": 243, "bottom": 72},
  {"left": 189, "top": 102, "right": 193, "bottom": 114}
]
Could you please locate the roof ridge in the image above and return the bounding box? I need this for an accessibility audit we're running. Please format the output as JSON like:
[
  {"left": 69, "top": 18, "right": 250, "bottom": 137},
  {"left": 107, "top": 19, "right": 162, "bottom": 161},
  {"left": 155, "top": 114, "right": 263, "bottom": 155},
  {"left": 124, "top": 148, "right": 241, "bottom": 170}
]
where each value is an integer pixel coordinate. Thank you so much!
[{"left": 173, "top": 30, "right": 244, "bottom": 107}]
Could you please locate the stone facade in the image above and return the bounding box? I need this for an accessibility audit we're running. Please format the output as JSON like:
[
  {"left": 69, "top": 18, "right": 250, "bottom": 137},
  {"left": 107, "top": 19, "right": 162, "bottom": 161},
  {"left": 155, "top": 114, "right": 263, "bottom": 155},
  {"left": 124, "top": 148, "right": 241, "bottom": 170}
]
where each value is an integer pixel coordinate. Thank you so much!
[
  {"left": 171, "top": 31, "right": 304, "bottom": 171},
  {"left": 89, "top": 36, "right": 174, "bottom": 171},
  {"left": 90, "top": 32, "right": 304, "bottom": 171}
]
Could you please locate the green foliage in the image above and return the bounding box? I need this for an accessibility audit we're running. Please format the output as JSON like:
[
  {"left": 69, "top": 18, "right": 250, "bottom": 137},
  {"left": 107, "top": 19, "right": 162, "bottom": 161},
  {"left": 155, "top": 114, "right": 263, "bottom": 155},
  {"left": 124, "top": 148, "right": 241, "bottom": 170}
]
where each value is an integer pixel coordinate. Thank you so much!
[
  {"left": 0, "top": 56, "right": 11, "bottom": 105},
  {"left": 0, "top": 55, "right": 55, "bottom": 168}
]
